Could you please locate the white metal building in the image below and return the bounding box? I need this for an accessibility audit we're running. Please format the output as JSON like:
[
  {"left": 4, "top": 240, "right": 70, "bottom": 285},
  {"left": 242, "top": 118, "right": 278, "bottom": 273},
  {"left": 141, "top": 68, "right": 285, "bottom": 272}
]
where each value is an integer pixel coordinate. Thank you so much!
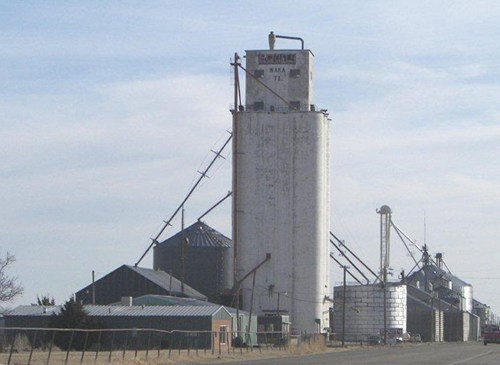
[{"left": 233, "top": 37, "right": 330, "bottom": 333}]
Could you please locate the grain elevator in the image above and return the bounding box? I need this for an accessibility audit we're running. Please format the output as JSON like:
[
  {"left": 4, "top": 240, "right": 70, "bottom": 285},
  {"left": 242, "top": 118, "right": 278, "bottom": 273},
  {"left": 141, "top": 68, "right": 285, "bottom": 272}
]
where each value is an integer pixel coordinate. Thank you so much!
[{"left": 232, "top": 33, "right": 330, "bottom": 333}]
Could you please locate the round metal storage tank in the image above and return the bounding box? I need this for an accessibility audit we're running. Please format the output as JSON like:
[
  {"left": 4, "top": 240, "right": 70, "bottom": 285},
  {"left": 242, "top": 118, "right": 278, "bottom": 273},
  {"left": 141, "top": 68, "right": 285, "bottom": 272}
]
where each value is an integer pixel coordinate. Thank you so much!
[
  {"left": 333, "top": 284, "right": 407, "bottom": 341},
  {"left": 153, "top": 221, "right": 232, "bottom": 304},
  {"left": 462, "top": 285, "right": 473, "bottom": 312},
  {"left": 456, "top": 284, "right": 473, "bottom": 312},
  {"left": 448, "top": 274, "right": 473, "bottom": 312}
]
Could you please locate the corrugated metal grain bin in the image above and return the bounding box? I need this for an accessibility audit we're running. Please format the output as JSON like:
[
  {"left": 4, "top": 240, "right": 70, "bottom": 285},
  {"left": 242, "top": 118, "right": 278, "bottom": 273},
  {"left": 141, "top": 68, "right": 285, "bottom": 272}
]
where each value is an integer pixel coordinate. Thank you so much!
[{"left": 154, "top": 221, "right": 232, "bottom": 304}]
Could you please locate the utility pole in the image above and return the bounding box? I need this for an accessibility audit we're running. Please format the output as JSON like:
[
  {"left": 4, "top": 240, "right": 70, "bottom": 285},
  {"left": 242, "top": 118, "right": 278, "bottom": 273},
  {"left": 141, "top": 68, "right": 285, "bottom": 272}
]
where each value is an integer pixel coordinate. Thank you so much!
[
  {"left": 180, "top": 205, "right": 188, "bottom": 295},
  {"left": 342, "top": 266, "right": 348, "bottom": 347},
  {"left": 91, "top": 270, "right": 95, "bottom": 305},
  {"left": 431, "top": 292, "right": 435, "bottom": 342},
  {"left": 377, "top": 205, "right": 392, "bottom": 345},
  {"left": 383, "top": 270, "right": 387, "bottom": 345},
  {"left": 231, "top": 52, "right": 241, "bottom": 334},
  {"left": 438, "top": 296, "right": 442, "bottom": 342}
]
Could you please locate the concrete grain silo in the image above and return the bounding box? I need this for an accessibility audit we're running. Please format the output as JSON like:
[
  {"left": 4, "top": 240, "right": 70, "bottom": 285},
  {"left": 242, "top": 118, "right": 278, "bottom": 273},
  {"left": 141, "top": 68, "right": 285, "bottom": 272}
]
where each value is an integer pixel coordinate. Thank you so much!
[{"left": 232, "top": 33, "right": 330, "bottom": 333}]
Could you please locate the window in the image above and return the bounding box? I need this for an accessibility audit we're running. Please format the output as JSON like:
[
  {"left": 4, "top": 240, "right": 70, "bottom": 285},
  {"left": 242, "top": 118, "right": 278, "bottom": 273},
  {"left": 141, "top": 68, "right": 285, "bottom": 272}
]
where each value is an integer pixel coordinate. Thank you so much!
[
  {"left": 219, "top": 326, "right": 227, "bottom": 344},
  {"left": 289, "top": 101, "right": 300, "bottom": 111},
  {"left": 290, "top": 69, "right": 301, "bottom": 78},
  {"left": 253, "top": 101, "right": 264, "bottom": 111},
  {"left": 254, "top": 69, "right": 265, "bottom": 78}
]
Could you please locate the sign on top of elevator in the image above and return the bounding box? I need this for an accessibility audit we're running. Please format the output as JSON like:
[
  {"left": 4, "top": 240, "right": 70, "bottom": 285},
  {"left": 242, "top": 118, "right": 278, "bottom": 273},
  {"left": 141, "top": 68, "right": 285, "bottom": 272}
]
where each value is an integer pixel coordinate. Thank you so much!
[{"left": 245, "top": 32, "right": 315, "bottom": 113}]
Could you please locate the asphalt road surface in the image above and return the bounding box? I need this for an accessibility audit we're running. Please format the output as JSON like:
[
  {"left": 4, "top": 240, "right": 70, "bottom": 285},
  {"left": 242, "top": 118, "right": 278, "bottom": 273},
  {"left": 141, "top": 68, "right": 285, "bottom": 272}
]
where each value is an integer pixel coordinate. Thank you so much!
[{"left": 214, "top": 342, "right": 500, "bottom": 365}]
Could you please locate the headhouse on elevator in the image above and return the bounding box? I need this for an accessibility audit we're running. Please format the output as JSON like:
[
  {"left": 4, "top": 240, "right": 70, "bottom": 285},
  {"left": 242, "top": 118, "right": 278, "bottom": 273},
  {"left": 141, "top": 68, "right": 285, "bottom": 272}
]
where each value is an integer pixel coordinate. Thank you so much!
[{"left": 232, "top": 33, "right": 331, "bottom": 333}]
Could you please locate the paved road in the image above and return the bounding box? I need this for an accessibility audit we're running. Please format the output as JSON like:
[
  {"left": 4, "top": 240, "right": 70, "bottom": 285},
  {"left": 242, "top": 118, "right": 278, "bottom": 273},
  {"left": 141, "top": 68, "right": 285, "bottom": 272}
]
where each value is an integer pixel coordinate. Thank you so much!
[{"left": 212, "top": 342, "right": 500, "bottom": 365}]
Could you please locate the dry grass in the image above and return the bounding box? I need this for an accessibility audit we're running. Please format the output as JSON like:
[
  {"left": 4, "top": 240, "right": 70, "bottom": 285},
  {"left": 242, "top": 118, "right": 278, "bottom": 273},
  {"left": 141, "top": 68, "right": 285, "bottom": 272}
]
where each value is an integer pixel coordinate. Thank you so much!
[
  {"left": 12, "top": 334, "right": 32, "bottom": 352},
  {"left": 0, "top": 339, "right": 354, "bottom": 365}
]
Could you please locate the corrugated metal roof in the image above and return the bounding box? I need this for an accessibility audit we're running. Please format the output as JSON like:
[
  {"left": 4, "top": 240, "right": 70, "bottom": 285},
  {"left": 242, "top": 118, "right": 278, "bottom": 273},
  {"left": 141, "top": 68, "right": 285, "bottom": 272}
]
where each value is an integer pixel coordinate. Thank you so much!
[
  {"left": 406, "top": 264, "right": 471, "bottom": 288},
  {"left": 6, "top": 305, "right": 229, "bottom": 318},
  {"left": 86, "top": 305, "right": 226, "bottom": 317},
  {"left": 130, "top": 294, "right": 216, "bottom": 307},
  {"left": 126, "top": 265, "right": 207, "bottom": 300},
  {"left": 5, "top": 305, "right": 61, "bottom": 316},
  {"left": 473, "top": 299, "right": 489, "bottom": 309},
  {"left": 128, "top": 295, "right": 247, "bottom": 315},
  {"left": 407, "top": 286, "right": 454, "bottom": 311},
  {"left": 157, "top": 221, "right": 231, "bottom": 249}
]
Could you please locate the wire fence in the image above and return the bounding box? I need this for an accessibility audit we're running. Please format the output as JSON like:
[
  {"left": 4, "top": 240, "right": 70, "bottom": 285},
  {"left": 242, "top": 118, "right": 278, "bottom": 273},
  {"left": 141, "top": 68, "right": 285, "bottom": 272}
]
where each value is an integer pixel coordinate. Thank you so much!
[{"left": 0, "top": 327, "right": 326, "bottom": 365}]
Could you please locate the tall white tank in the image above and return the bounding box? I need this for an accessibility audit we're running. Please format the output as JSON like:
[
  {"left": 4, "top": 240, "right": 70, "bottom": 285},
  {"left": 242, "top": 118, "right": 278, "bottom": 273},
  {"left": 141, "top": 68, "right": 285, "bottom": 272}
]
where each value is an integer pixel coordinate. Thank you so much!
[
  {"left": 233, "top": 44, "right": 330, "bottom": 333},
  {"left": 461, "top": 285, "right": 473, "bottom": 312},
  {"left": 453, "top": 283, "right": 473, "bottom": 313}
]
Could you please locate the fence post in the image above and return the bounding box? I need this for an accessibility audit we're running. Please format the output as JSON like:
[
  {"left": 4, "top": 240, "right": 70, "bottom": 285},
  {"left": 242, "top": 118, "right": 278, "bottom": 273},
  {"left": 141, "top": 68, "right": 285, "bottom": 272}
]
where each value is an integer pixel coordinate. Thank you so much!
[
  {"left": 108, "top": 331, "right": 115, "bottom": 363},
  {"left": 94, "top": 331, "right": 102, "bottom": 363},
  {"left": 157, "top": 333, "right": 161, "bottom": 358},
  {"left": 46, "top": 330, "right": 56, "bottom": 365},
  {"left": 80, "top": 331, "right": 89, "bottom": 364},
  {"left": 211, "top": 332, "right": 214, "bottom": 355},
  {"left": 145, "top": 331, "right": 151, "bottom": 361},
  {"left": 134, "top": 331, "right": 139, "bottom": 360},
  {"left": 7, "top": 329, "right": 17, "bottom": 365},
  {"left": 65, "top": 331, "right": 75, "bottom": 365},
  {"left": 122, "top": 331, "right": 128, "bottom": 360},
  {"left": 168, "top": 333, "right": 172, "bottom": 358},
  {"left": 28, "top": 330, "right": 38, "bottom": 365}
]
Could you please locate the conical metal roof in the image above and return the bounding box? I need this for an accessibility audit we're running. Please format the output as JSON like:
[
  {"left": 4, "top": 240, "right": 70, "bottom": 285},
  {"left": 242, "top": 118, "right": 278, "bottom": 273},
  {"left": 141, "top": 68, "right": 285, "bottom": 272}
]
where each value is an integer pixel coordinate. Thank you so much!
[{"left": 157, "top": 221, "right": 231, "bottom": 249}]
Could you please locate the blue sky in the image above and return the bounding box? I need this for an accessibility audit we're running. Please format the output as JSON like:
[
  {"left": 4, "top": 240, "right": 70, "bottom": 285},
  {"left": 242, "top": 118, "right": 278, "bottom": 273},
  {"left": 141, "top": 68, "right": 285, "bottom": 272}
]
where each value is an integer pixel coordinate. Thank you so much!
[{"left": 1, "top": 1, "right": 499, "bottom": 314}]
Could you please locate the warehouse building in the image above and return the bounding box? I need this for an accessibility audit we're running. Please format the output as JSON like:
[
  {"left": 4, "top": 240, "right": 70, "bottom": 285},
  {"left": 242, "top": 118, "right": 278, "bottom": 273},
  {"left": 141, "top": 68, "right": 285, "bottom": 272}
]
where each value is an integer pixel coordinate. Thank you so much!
[
  {"left": 4, "top": 304, "right": 232, "bottom": 350},
  {"left": 405, "top": 256, "right": 480, "bottom": 341},
  {"left": 122, "top": 294, "right": 258, "bottom": 345},
  {"left": 75, "top": 264, "right": 207, "bottom": 305}
]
